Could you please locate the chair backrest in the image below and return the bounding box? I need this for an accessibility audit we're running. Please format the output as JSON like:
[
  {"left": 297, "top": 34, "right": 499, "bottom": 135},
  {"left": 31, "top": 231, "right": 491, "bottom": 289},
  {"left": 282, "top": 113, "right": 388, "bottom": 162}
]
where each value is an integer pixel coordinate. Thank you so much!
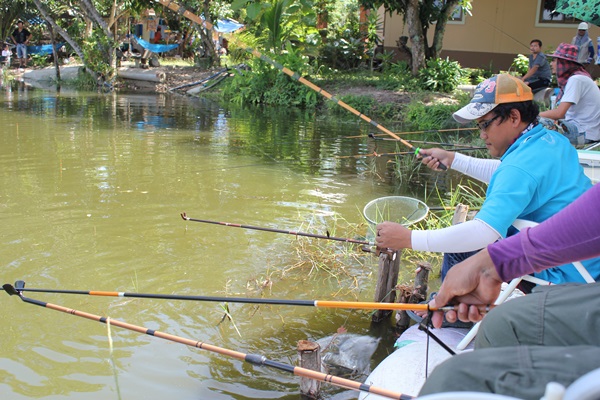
[{"left": 456, "top": 219, "right": 595, "bottom": 351}]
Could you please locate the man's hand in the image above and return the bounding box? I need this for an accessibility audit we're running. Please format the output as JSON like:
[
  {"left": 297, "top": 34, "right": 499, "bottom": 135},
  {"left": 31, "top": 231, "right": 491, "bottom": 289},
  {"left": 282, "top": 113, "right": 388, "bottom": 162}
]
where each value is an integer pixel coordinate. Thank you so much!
[
  {"left": 417, "top": 148, "right": 454, "bottom": 171},
  {"left": 428, "top": 248, "right": 503, "bottom": 328},
  {"left": 375, "top": 221, "right": 412, "bottom": 250}
]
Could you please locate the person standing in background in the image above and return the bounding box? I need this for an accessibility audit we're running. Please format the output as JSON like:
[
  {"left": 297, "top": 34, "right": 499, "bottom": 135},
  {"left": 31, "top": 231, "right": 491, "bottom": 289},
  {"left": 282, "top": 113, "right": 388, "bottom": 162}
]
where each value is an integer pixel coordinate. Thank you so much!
[
  {"left": 520, "top": 39, "right": 552, "bottom": 91},
  {"left": 571, "top": 22, "right": 595, "bottom": 65},
  {"left": 11, "top": 21, "right": 31, "bottom": 70}
]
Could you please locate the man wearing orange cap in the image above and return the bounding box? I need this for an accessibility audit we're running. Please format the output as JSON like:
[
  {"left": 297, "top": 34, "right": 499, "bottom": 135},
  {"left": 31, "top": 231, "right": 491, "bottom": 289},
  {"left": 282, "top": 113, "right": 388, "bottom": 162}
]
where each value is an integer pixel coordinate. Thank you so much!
[
  {"left": 376, "top": 74, "right": 600, "bottom": 287},
  {"left": 539, "top": 43, "right": 600, "bottom": 145}
]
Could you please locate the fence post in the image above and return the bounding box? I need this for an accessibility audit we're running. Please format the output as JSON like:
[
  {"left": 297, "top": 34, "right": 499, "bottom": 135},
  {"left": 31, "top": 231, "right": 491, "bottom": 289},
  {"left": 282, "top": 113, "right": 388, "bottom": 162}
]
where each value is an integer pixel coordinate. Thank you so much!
[
  {"left": 297, "top": 340, "right": 321, "bottom": 398},
  {"left": 372, "top": 250, "right": 401, "bottom": 322}
]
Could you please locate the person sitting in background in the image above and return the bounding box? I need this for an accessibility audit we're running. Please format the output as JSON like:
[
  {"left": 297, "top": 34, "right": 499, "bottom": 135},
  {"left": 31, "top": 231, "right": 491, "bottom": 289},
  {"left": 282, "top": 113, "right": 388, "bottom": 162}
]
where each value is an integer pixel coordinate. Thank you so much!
[
  {"left": 375, "top": 74, "right": 600, "bottom": 286},
  {"left": 154, "top": 26, "right": 162, "bottom": 44},
  {"left": 419, "top": 183, "right": 600, "bottom": 400},
  {"left": 539, "top": 43, "right": 600, "bottom": 145},
  {"left": 520, "top": 39, "right": 552, "bottom": 92},
  {"left": 571, "top": 22, "right": 595, "bottom": 65},
  {"left": 1, "top": 44, "right": 11, "bottom": 67}
]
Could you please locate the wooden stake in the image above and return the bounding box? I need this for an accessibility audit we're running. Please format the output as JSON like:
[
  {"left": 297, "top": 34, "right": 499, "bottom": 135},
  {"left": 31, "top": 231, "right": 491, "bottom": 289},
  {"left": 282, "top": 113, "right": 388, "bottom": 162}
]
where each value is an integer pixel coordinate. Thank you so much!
[{"left": 297, "top": 340, "right": 321, "bottom": 398}]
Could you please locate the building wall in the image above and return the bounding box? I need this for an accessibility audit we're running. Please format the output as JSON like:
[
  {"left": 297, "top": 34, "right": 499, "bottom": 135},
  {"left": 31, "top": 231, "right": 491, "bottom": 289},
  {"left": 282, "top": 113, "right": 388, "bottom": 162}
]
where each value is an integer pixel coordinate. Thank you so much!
[{"left": 381, "top": 0, "right": 600, "bottom": 77}]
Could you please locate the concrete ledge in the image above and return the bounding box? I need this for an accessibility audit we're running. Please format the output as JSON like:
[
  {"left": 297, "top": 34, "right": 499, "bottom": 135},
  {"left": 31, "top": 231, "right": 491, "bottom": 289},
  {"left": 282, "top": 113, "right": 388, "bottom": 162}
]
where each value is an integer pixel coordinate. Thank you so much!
[{"left": 457, "top": 84, "right": 476, "bottom": 96}]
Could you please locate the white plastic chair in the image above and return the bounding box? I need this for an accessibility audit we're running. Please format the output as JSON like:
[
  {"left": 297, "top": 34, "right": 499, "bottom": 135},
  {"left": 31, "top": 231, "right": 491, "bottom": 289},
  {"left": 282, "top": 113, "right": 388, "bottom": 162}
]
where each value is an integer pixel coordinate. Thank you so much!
[{"left": 456, "top": 219, "right": 595, "bottom": 351}]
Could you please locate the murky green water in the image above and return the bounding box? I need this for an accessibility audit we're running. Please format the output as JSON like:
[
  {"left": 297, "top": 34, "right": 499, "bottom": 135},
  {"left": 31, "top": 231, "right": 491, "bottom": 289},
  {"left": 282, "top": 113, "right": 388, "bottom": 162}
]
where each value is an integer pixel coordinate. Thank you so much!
[{"left": 0, "top": 81, "right": 451, "bottom": 399}]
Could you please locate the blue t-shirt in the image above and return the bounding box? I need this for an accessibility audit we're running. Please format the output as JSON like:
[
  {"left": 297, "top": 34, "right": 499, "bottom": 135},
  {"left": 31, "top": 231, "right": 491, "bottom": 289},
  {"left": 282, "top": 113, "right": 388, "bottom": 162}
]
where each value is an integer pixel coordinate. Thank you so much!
[{"left": 475, "top": 123, "right": 599, "bottom": 283}]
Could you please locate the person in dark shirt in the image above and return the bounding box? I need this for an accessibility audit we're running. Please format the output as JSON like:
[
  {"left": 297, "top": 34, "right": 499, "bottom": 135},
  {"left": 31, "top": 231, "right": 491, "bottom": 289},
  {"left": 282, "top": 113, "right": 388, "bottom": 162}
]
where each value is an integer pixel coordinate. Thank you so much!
[{"left": 11, "top": 21, "right": 31, "bottom": 69}]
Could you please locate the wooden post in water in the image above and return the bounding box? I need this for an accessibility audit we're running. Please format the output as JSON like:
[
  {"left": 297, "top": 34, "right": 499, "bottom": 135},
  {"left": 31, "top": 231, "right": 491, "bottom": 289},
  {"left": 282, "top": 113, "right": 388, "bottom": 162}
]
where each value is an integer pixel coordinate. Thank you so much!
[
  {"left": 372, "top": 250, "right": 401, "bottom": 322},
  {"left": 393, "top": 284, "right": 413, "bottom": 332},
  {"left": 395, "top": 261, "right": 432, "bottom": 332},
  {"left": 297, "top": 340, "right": 321, "bottom": 398},
  {"left": 452, "top": 203, "right": 469, "bottom": 225}
]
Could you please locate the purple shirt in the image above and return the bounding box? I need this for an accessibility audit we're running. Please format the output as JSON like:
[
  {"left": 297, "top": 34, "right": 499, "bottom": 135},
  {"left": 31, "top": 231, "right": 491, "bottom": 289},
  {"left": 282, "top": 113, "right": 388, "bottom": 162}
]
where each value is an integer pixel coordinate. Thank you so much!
[{"left": 488, "top": 184, "right": 600, "bottom": 281}]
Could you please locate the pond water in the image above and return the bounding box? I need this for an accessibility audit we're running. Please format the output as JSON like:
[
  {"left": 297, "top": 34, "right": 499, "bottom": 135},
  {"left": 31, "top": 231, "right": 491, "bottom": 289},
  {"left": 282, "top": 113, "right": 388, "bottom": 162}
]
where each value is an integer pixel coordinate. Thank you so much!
[{"left": 0, "top": 80, "right": 457, "bottom": 400}]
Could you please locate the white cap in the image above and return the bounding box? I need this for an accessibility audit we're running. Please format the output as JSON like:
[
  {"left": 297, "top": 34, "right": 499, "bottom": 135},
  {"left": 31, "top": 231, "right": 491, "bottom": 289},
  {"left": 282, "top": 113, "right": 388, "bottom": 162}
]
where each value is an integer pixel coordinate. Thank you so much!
[{"left": 578, "top": 22, "right": 589, "bottom": 30}]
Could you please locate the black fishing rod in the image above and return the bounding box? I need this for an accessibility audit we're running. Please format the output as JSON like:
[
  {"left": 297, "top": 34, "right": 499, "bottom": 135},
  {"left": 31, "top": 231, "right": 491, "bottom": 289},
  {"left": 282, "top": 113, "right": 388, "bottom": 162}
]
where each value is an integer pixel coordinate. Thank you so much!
[
  {"left": 346, "top": 127, "right": 477, "bottom": 139},
  {"left": 3, "top": 282, "right": 414, "bottom": 400},
  {"left": 180, "top": 213, "right": 372, "bottom": 245},
  {"left": 335, "top": 147, "right": 486, "bottom": 159},
  {"left": 11, "top": 281, "right": 491, "bottom": 312},
  {"left": 369, "top": 133, "right": 485, "bottom": 149}
]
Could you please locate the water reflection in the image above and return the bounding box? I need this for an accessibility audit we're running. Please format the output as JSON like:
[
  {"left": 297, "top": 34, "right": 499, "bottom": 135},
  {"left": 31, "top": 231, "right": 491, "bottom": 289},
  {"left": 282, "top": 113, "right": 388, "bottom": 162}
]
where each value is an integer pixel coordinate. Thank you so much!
[{"left": 0, "top": 81, "right": 462, "bottom": 399}]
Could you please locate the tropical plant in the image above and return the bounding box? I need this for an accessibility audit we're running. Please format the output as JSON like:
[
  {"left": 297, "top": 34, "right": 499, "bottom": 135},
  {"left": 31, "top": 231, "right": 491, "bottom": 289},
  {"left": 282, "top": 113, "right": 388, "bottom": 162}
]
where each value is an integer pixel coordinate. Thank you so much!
[
  {"left": 363, "top": 10, "right": 383, "bottom": 71},
  {"left": 233, "top": 0, "right": 318, "bottom": 55},
  {"left": 358, "top": 0, "right": 473, "bottom": 75},
  {"left": 221, "top": 43, "right": 318, "bottom": 107},
  {"left": 417, "top": 57, "right": 464, "bottom": 93},
  {"left": 510, "top": 54, "right": 529, "bottom": 76},
  {"left": 319, "top": 30, "right": 365, "bottom": 70}
]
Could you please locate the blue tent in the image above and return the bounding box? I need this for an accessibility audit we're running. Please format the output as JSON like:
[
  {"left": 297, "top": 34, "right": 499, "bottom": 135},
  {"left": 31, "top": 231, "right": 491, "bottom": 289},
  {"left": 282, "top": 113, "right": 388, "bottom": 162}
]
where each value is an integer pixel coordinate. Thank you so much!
[
  {"left": 27, "top": 43, "right": 65, "bottom": 56},
  {"left": 133, "top": 36, "right": 179, "bottom": 53},
  {"left": 213, "top": 19, "right": 244, "bottom": 33}
]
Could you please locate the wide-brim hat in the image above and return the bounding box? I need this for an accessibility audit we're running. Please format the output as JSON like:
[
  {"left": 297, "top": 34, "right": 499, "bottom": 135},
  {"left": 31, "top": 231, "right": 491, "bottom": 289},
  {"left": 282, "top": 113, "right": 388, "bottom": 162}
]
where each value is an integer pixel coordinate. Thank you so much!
[
  {"left": 453, "top": 74, "right": 533, "bottom": 124},
  {"left": 548, "top": 43, "right": 581, "bottom": 64}
]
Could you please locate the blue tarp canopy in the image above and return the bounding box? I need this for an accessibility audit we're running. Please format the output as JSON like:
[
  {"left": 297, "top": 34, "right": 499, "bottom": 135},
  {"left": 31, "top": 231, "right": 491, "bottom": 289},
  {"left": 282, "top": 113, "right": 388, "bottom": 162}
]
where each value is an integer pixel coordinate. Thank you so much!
[
  {"left": 133, "top": 36, "right": 179, "bottom": 53},
  {"left": 213, "top": 19, "right": 244, "bottom": 33},
  {"left": 27, "top": 43, "right": 65, "bottom": 56}
]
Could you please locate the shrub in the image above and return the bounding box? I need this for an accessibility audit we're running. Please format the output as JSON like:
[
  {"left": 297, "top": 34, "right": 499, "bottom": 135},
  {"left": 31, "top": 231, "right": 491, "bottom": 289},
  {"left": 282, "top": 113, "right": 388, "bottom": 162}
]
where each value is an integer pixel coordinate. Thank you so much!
[
  {"left": 417, "top": 57, "right": 464, "bottom": 93},
  {"left": 319, "top": 30, "right": 365, "bottom": 70},
  {"left": 510, "top": 54, "right": 529, "bottom": 76}
]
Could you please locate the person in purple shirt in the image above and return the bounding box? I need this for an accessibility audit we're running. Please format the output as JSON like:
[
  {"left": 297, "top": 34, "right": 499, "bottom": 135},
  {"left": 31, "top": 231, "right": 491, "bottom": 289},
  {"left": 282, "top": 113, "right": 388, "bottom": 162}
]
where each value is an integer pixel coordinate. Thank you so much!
[{"left": 418, "top": 184, "right": 600, "bottom": 399}]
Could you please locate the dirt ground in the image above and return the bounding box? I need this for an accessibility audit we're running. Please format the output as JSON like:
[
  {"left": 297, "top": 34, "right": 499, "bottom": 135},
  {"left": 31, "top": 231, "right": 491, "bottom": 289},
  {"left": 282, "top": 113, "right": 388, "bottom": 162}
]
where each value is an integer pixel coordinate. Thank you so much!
[{"left": 15, "top": 62, "right": 459, "bottom": 109}]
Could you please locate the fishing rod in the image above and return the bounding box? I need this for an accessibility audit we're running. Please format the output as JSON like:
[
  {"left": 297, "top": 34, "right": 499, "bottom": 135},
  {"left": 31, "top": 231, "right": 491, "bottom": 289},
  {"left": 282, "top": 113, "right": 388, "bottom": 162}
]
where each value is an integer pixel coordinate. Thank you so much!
[
  {"left": 181, "top": 212, "right": 373, "bottom": 245},
  {"left": 10, "top": 281, "right": 493, "bottom": 313},
  {"left": 369, "top": 134, "right": 486, "bottom": 149},
  {"left": 2, "top": 282, "right": 413, "bottom": 400},
  {"left": 155, "top": 0, "right": 447, "bottom": 171},
  {"left": 335, "top": 147, "right": 485, "bottom": 159},
  {"left": 345, "top": 127, "right": 477, "bottom": 139}
]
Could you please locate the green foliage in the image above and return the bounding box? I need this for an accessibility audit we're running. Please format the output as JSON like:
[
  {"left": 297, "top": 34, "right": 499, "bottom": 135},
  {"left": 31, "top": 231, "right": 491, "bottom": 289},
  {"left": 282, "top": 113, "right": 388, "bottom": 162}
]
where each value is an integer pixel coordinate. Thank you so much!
[
  {"left": 462, "top": 67, "right": 493, "bottom": 85},
  {"left": 221, "top": 45, "right": 318, "bottom": 107},
  {"left": 81, "top": 29, "right": 115, "bottom": 79},
  {"left": 402, "top": 99, "right": 463, "bottom": 130},
  {"left": 233, "top": 0, "right": 318, "bottom": 54},
  {"left": 511, "top": 54, "right": 529, "bottom": 76},
  {"left": 417, "top": 57, "right": 464, "bottom": 93},
  {"left": 28, "top": 54, "right": 50, "bottom": 68},
  {"left": 319, "top": 30, "right": 365, "bottom": 70}
]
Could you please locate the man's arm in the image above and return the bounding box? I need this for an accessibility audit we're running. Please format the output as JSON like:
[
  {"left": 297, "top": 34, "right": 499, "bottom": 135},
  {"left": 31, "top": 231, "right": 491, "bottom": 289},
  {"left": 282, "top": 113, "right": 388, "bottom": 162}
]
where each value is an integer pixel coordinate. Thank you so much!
[
  {"left": 521, "top": 64, "right": 539, "bottom": 82},
  {"left": 429, "top": 184, "right": 600, "bottom": 327},
  {"left": 539, "top": 101, "right": 572, "bottom": 119}
]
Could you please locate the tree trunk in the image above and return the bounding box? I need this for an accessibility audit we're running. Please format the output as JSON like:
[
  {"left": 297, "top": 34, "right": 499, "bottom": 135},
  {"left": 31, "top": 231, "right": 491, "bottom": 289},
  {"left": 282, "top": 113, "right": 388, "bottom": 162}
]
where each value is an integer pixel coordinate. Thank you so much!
[
  {"left": 31, "top": 0, "right": 85, "bottom": 61},
  {"left": 48, "top": 23, "right": 61, "bottom": 82},
  {"left": 80, "top": 0, "right": 117, "bottom": 75},
  {"left": 405, "top": 0, "right": 425, "bottom": 76},
  {"left": 201, "top": 0, "right": 219, "bottom": 66},
  {"left": 429, "top": 0, "right": 460, "bottom": 59}
]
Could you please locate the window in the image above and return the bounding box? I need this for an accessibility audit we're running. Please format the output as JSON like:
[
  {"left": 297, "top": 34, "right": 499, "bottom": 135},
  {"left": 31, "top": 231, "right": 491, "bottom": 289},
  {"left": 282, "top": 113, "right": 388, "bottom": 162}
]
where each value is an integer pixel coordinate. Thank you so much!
[
  {"left": 433, "top": 0, "right": 465, "bottom": 24},
  {"left": 537, "top": 0, "right": 580, "bottom": 25}
]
